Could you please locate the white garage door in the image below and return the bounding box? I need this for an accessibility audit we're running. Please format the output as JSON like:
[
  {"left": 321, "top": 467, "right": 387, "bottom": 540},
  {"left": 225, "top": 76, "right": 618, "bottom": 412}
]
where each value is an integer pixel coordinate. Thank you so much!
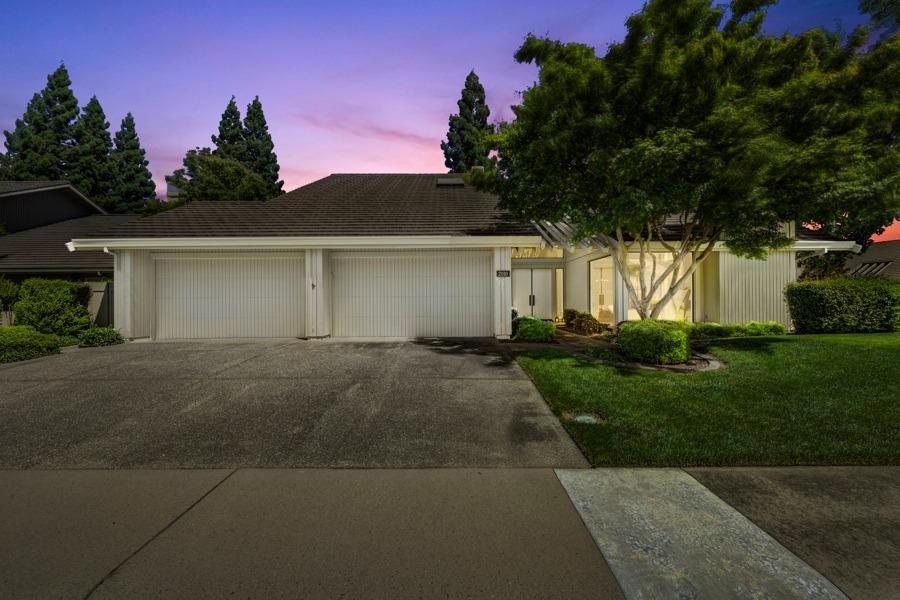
[
  {"left": 155, "top": 254, "right": 305, "bottom": 339},
  {"left": 331, "top": 251, "right": 493, "bottom": 337}
]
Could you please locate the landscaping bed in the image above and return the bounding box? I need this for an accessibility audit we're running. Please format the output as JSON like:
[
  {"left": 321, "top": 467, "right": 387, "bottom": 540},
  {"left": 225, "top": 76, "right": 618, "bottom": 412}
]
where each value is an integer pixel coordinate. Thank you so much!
[{"left": 517, "top": 333, "right": 900, "bottom": 467}]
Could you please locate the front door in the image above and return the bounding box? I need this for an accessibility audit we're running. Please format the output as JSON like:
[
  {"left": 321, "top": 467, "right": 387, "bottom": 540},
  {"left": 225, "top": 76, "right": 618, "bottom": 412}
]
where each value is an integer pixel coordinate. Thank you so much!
[{"left": 512, "top": 268, "right": 554, "bottom": 319}]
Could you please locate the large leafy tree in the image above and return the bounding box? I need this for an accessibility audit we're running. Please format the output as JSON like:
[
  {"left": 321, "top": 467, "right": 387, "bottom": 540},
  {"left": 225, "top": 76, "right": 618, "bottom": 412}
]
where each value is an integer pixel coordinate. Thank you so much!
[
  {"left": 242, "top": 96, "right": 283, "bottom": 196},
  {"left": 166, "top": 148, "right": 268, "bottom": 203},
  {"left": 1, "top": 65, "right": 79, "bottom": 180},
  {"left": 474, "top": 0, "right": 900, "bottom": 319},
  {"left": 68, "top": 96, "right": 114, "bottom": 205},
  {"left": 861, "top": 0, "right": 900, "bottom": 33},
  {"left": 441, "top": 70, "right": 493, "bottom": 173},
  {"left": 110, "top": 113, "right": 157, "bottom": 213},
  {"left": 211, "top": 96, "right": 246, "bottom": 162}
]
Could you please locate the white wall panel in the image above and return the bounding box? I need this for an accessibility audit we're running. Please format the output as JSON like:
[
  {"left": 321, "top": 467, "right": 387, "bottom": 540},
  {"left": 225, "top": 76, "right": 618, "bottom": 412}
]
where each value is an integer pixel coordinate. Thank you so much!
[
  {"left": 331, "top": 251, "right": 492, "bottom": 337},
  {"left": 718, "top": 250, "right": 796, "bottom": 325},
  {"left": 155, "top": 253, "right": 305, "bottom": 339}
]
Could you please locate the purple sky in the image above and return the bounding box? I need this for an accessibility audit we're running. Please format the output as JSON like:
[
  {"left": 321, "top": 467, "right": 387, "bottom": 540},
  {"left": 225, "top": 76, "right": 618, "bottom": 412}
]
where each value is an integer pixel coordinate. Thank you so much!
[{"left": 0, "top": 0, "right": 872, "bottom": 197}]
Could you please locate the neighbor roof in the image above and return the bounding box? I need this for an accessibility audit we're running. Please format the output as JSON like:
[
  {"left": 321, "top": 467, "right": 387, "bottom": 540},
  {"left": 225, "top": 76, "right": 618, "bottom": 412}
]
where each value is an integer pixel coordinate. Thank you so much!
[
  {"left": 79, "top": 174, "right": 538, "bottom": 238},
  {"left": 0, "top": 215, "right": 136, "bottom": 273},
  {"left": 846, "top": 239, "right": 900, "bottom": 280}
]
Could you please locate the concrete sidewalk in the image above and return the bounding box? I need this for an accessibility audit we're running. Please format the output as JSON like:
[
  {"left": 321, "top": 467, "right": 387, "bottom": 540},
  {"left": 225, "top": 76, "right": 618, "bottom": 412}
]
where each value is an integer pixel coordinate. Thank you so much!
[{"left": 0, "top": 469, "right": 623, "bottom": 599}]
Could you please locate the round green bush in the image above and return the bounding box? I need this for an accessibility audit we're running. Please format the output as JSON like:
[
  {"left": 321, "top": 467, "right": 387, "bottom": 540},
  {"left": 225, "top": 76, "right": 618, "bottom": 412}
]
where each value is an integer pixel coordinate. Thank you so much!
[
  {"left": 514, "top": 316, "right": 556, "bottom": 342},
  {"left": 78, "top": 326, "right": 124, "bottom": 348},
  {"left": 785, "top": 277, "right": 896, "bottom": 333},
  {"left": 12, "top": 278, "right": 92, "bottom": 337},
  {"left": 618, "top": 319, "right": 691, "bottom": 365}
]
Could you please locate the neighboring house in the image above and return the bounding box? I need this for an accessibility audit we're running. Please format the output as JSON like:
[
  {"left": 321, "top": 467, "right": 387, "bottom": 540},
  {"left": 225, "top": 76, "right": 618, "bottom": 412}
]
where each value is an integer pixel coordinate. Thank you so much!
[
  {"left": 66, "top": 174, "right": 856, "bottom": 340},
  {"left": 0, "top": 181, "right": 105, "bottom": 234},
  {"left": 845, "top": 240, "right": 900, "bottom": 280},
  {"left": 0, "top": 181, "right": 134, "bottom": 326}
]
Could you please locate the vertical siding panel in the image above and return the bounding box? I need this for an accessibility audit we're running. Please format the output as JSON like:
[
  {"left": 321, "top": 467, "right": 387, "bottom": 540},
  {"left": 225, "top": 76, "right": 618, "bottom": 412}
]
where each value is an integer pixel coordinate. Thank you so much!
[{"left": 718, "top": 251, "right": 793, "bottom": 326}]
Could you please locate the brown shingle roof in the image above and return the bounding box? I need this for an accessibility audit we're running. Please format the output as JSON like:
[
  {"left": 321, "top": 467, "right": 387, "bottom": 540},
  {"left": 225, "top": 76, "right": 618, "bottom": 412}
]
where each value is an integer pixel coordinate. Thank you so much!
[
  {"left": 846, "top": 239, "right": 900, "bottom": 280},
  {"left": 82, "top": 174, "right": 539, "bottom": 238},
  {"left": 0, "top": 215, "right": 136, "bottom": 274}
]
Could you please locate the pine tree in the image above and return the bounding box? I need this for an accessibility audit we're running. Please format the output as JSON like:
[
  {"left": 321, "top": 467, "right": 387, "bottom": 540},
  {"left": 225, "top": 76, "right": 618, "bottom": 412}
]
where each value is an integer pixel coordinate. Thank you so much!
[
  {"left": 242, "top": 97, "right": 283, "bottom": 196},
  {"left": 68, "top": 96, "right": 114, "bottom": 203},
  {"left": 441, "top": 70, "right": 493, "bottom": 173},
  {"left": 110, "top": 113, "right": 157, "bottom": 213},
  {"left": 2, "top": 65, "right": 79, "bottom": 180},
  {"left": 211, "top": 96, "right": 246, "bottom": 162}
]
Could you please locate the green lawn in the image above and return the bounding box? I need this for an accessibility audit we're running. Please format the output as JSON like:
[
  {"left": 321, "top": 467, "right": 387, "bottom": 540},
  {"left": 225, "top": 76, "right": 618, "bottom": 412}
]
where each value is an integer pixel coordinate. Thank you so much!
[{"left": 517, "top": 333, "right": 900, "bottom": 467}]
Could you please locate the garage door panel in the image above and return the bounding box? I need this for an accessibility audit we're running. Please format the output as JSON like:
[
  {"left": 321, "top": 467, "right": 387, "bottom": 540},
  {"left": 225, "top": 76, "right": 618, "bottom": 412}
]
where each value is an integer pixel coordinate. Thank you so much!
[
  {"left": 332, "top": 251, "right": 492, "bottom": 338},
  {"left": 155, "top": 255, "right": 305, "bottom": 339}
]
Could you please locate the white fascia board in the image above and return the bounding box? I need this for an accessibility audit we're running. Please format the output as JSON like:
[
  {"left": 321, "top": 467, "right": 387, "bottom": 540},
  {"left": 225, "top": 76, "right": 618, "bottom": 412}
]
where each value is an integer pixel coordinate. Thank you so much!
[{"left": 67, "top": 235, "right": 544, "bottom": 251}]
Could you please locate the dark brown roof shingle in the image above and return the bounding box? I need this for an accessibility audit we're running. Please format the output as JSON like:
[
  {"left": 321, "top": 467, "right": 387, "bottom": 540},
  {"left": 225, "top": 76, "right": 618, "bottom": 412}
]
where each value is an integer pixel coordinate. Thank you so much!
[
  {"left": 0, "top": 215, "right": 136, "bottom": 274},
  {"left": 82, "top": 174, "right": 538, "bottom": 238},
  {"left": 0, "top": 181, "right": 72, "bottom": 196}
]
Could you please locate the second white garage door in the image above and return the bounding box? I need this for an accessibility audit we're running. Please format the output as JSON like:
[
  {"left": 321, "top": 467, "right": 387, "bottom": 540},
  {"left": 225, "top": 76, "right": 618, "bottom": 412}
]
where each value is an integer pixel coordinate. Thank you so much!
[
  {"left": 155, "top": 254, "right": 306, "bottom": 339},
  {"left": 331, "top": 251, "right": 493, "bottom": 337}
]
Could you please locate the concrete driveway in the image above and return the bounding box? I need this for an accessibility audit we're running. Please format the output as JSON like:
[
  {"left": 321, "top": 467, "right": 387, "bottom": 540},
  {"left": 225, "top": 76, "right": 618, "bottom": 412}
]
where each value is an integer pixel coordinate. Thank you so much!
[{"left": 0, "top": 338, "right": 587, "bottom": 469}]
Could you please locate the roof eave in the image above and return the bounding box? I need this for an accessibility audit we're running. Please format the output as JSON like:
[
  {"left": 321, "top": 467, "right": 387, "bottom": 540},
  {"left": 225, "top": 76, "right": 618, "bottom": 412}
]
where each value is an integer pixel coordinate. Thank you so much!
[{"left": 67, "top": 235, "right": 545, "bottom": 251}]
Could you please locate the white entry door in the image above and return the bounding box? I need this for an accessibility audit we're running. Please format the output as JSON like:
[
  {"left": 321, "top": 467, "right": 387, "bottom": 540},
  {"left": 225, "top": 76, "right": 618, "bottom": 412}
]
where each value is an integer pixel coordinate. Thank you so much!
[
  {"left": 155, "top": 254, "right": 306, "bottom": 339},
  {"left": 512, "top": 268, "right": 554, "bottom": 319},
  {"left": 331, "top": 251, "right": 493, "bottom": 337}
]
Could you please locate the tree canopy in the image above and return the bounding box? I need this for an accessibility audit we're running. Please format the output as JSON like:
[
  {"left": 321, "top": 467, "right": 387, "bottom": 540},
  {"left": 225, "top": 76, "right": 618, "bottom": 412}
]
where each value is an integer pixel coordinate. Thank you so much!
[
  {"left": 68, "top": 96, "right": 114, "bottom": 205},
  {"left": 166, "top": 96, "right": 282, "bottom": 203},
  {"left": 166, "top": 148, "right": 269, "bottom": 203},
  {"left": 110, "top": 113, "right": 158, "bottom": 213},
  {"left": 441, "top": 70, "right": 493, "bottom": 173},
  {"left": 1, "top": 65, "right": 79, "bottom": 180},
  {"left": 474, "top": 0, "right": 900, "bottom": 318}
]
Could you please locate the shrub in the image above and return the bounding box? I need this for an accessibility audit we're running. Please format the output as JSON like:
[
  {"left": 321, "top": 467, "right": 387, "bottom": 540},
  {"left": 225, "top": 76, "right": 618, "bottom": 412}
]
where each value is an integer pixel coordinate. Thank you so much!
[
  {"left": 618, "top": 319, "right": 691, "bottom": 365},
  {"left": 78, "top": 326, "right": 124, "bottom": 348},
  {"left": 563, "top": 308, "right": 579, "bottom": 327},
  {"left": 0, "top": 276, "right": 19, "bottom": 324},
  {"left": 690, "top": 321, "right": 786, "bottom": 338},
  {"left": 0, "top": 325, "right": 63, "bottom": 363},
  {"left": 514, "top": 316, "right": 556, "bottom": 342},
  {"left": 785, "top": 277, "right": 896, "bottom": 334},
  {"left": 571, "top": 312, "right": 603, "bottom": 336},
  {"left": 12, "top": 278, "right": 92, "bottom": 337}
]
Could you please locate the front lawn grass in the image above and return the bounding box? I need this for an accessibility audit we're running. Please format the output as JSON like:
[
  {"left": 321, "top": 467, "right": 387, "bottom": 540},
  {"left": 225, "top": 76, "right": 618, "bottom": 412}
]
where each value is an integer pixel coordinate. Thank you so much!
[{"left": 517, "top": 333, "right": 900, "bottom": 466}]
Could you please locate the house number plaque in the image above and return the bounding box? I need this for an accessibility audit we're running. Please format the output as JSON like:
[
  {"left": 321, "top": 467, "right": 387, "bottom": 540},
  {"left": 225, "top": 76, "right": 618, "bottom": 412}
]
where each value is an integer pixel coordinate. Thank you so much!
[{"left": 496, "top": 270, "right": 511, "bottom": 277}]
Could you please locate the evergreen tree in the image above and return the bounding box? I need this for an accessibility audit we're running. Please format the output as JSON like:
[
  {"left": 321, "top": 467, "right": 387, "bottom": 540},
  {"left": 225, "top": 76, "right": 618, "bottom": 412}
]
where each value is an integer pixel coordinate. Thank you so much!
[
  {"left": 68, "top": 96, "right": 114, "bottom": 203},
  {"left": 2, "top": 65, "right": 79, "bottom": 180},
  {"left": 166, "top": 148, "right": 269, "bottom": 202},
  {"left": 242, "top": 97, "right": 283, "bottom": 196},
  {"left": 110, "top": 113, "right": 157, "bottom": 213},
  {"left": 441, "top": 70, "right": 493, "bottom": 173},
  {"left": 861, "top": 0, "right": 900, "bottom": 33},
  {"left": 211, "top": 96, "right": 246, "bottom": 162}
]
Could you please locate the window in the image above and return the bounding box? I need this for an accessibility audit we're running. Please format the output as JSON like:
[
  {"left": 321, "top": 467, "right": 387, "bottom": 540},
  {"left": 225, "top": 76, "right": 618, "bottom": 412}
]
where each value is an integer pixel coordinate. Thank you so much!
[
  {"left": 625, "top": 253, "right": 693, "bottom": 321},
  {"left": 589, "top": 257, "right": 616, "bottom": 325}
]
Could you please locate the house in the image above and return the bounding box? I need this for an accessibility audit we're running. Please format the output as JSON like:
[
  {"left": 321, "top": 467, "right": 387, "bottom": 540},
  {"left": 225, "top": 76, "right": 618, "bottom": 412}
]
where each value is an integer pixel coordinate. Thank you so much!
[
  {"left": 0, "top": 181, "right": 105, "bottom": 234},
  {"left": 845, "top": 240, "right": 900, "bottom": 280},
  {"left": 0, "top": 181, "right": 135, "bottom": 325},
  {"left": 66, "top": 174, "right": 857, "bottom": 340}
]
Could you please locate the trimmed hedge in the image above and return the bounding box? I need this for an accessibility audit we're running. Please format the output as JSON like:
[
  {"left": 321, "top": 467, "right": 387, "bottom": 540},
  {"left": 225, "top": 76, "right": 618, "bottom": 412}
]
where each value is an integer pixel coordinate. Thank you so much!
[
  {"left": 78, "top": 326, "right": 124, "bottom": 348},
  {"left": 12, "top": 279, "right": 92, "bottom": 337},
  {"left": 690, "top": 321, "right": 786, "bottom": 339},
  {"left": 514, "top": 316, "right": 556, "bottom": 342},
  {"left": 618, "top": 320, "right": 691, "bottom": 365},
  {"left": 0, "top": 325, "right": 63, "bottom": 363},
  {"left": 785, "top": 277, "right": 897, "bottom": 334}
]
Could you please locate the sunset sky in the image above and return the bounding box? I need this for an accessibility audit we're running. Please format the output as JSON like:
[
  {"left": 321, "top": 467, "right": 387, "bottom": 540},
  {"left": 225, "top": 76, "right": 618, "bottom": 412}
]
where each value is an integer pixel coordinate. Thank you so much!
[{"left": 2, "top": 0, "right": 896, "bottom": 240}]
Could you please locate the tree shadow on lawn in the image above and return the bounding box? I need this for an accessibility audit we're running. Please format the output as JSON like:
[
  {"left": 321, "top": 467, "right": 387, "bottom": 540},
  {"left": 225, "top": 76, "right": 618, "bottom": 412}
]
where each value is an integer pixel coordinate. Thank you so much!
[{"left": 696, "top": 335, "right": 796, "bottom": 357}]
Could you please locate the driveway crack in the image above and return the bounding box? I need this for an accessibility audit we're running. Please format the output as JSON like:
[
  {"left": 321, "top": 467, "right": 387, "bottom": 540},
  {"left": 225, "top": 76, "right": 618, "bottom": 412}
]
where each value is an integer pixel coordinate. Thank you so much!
[{"left": 81, "top": 468, "right": 238, "bottom": 599}]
